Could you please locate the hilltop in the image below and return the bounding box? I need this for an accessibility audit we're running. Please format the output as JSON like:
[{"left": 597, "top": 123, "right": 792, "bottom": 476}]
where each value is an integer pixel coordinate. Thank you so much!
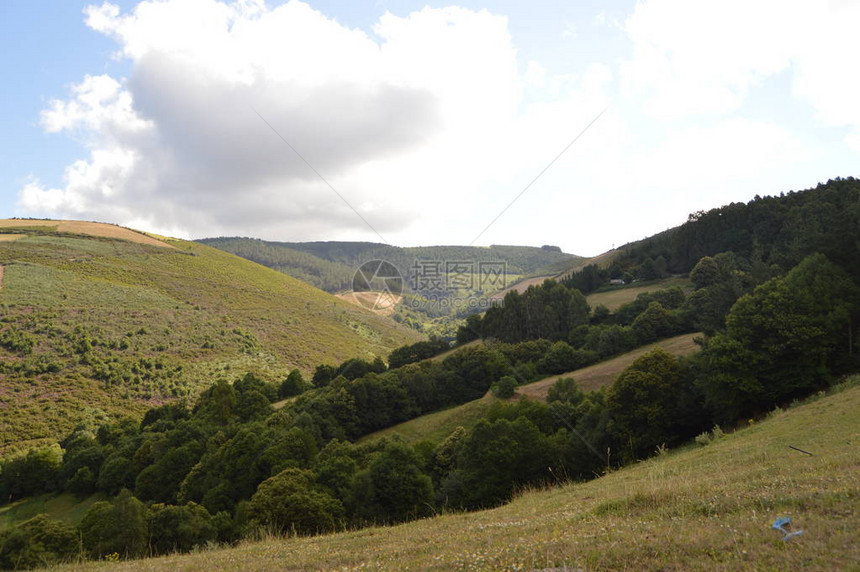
[
  {"left": 56, "top": 378, "right": 860, "bottom": 571},
  {"left": 0, "top": 220, "right": 421, "bottom": 451},
  {"left": 199, "top": 238, "right": 583, "bottom": 336}
]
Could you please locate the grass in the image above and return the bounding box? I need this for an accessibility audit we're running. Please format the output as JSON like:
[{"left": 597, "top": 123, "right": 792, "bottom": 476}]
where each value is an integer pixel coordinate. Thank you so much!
[
  {"left": 54, "top": 378, "right": 860, "bottom": 571},
  {"left": 358, "top": 394, "right": 498, "bottom": 445},
  {"left": 585, "top": 277, "right": 693, "bottom": 311},
  {"left": 0, "top": 219, "right": 171, "bottom": 248},
  {"left": 0, "top": 221, "right": 422, "bottom": 452},
  {"left": 516, "top": 332, "right": 702, "bottom": 399},
  {"left": 0, "top": 493, "right": 104, "bottom": 530},
  {"left": 360, "top": 334, "right": 701, "bottom": 446},
  {"left": 428, "top": 339, "right": 483, "bottom": 362}
]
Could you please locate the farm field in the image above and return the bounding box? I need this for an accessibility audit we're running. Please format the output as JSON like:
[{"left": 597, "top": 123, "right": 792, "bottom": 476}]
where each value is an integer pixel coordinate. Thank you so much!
[{"left": 56, "top": 378, "right": 860, "bottom": 571}]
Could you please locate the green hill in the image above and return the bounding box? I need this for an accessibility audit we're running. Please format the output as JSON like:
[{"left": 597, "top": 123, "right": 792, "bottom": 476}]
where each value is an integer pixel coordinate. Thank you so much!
[
  {"left": 0, "top": 220, "right": 421, "bottom": 452},
  {"left": 199, "top": 238, "right": 581, "bottom": 298},
  {"left": 362, "top": 333, "right": 701, "bottom": 445},
  {"left": 56, "top": 378, "right": 860, "bottom": 571}
]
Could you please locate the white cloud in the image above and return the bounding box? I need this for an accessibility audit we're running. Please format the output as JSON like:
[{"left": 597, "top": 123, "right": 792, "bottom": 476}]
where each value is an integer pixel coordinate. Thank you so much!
[
  {"left": 18, "top": 0, "right": 858, "bottom": 256},
  {"left": 23, "top": 1, "right": 526, "bottom": 241},
  {"left": 620, "top": 0, "right": 860, "bottom": 139}
]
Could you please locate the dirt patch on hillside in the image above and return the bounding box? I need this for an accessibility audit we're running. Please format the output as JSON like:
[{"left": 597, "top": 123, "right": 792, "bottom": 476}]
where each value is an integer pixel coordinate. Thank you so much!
[
  {"left": 335, "top": 291, "right": 402, "bottom": 316},
  {"left": 0, "top": 234, "right": 25, "bottom": 242},
  {"left": 0, "top": 219, "right": 173, "bottom": 248}
]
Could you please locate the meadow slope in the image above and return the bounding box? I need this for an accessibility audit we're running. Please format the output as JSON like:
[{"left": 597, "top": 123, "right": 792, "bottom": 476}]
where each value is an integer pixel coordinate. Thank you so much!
[
  {"left": 58, "top": 381, "right": 860, "bottom": 571},
  {"left": 0, "top": 221, "right": 421, "bottom": 451}
]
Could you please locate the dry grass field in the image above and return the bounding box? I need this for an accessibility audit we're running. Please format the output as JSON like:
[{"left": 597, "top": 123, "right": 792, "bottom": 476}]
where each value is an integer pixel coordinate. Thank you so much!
[{"left": 0, "top": 219, "right": 172, "bottom": 248}]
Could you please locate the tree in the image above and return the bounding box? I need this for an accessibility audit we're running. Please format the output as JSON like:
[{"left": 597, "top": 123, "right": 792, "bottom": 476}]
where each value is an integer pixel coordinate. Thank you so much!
[
  {"left": 690, "top": 256, "right": 720, "bottom": 288},
  {"left": 148, "top": 502, "right": 216, "bottom": 555},
  {"left": 536, "top": 341, "right": 597, "bottom": 375},
  {"left": 547, "top": 377, "right": 584, "bottom": 405},
  {"left": 456, "top": 417, "right": 553, "bottom": 509},
  {"left": 491, "top": 376, "right": 518, "bottom": 398},
  {"left": 0, "top": 515, "right": 78, "bottom": 570},
  {"left": 352, "top": 442, "right": 434, "bottom": 523},
  {"left": 605, "top": 349, "right": 687, "bottom": 460},
  {"left": 78, "top": 490, "right": 148, "bottom": 559},
  {"left": 631, "top": 301, "right": 677, "bottom": 343},
  {"left": 249, "top": 468, "right": 344, "bottom": 535},
  {"left": 699, "top": 254, "right": 859, "bottom": 421},
  {"left": 279, "top": 369, "right": 306, "bottom": 398}
]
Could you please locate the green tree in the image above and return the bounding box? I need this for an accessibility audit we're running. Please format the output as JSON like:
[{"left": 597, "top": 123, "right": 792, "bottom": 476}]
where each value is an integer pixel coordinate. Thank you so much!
[
  {"left": 491, "top": 376, "right": 518, "bottom": 398},
  {"left": 631, "top": 301, "right": 676, "bottom": 343},
  {"left": 699, "top": 254, "right": 859, "bottom": 421},
  {"left": 352, "top": 442, "right": 434, "bottom": 523},
  {"left": 78, "top": 490, "right": 148, "bottom": 559},
  {"left": 456, "top": 417, "right": 553, "bottom": 509},
  {"left": 147, "top": 502, "right": 216, "bottom": 555},
  {"left": 249, "top": 468, "right": 344, "bottom": 535},
  {"left": 0, "top": 515, "right": 78, "bottom": 570},
  {"left": 547, "top": 377, "right": 584, "bottom": 405},
  {"left": 279, "top": 369, "right": 306, "bottom": 398},
  {"left": 605, "top": 349, "right": 687, "bottom": 460}
]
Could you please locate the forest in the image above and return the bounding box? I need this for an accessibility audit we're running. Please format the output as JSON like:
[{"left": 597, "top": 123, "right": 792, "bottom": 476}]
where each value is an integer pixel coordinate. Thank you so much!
[{"left": 0, "top": 178, "right": 858, "bottom": 569}]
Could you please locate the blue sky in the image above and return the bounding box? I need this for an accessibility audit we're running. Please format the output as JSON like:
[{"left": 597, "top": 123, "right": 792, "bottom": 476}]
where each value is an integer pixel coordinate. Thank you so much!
[{"left": 2, "top": 0, "right": 858, "bottom": 255}]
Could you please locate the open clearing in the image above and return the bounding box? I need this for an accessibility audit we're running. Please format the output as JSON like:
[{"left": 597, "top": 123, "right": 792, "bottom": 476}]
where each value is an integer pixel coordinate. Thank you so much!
[
  {"left": 516, "top": 332, "right": 701, "bottom": 399},
  {"left": 0, "top": 219, "right": 172, "bottom": 248},
  {"left": 57, "top": 380, "right": 860, "bottom": 571},
  {"left": 585, "top": 277, "right": 693, "bottom": 311},
  {"left": 359, "top": 394, "right": 497, "bottom": 445},
  {"left": 0, "top": 234, "right": 25, "bottom": 242}
]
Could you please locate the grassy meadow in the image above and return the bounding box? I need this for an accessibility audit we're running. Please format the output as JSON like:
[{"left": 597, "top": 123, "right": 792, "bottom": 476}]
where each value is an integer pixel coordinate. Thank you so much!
[
  {"left": 585, "top": 277, "right": 693, "bottom": 311},
  {"left": 0, "top": 222, "right": 421, "bottom": 452},
  {"left": 55, "top": 377, "right": 860, "bottom": 571}
]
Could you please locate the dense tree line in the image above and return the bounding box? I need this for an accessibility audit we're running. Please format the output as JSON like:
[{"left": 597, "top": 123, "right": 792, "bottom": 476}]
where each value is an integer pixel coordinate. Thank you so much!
[{"left": 609, "top": 177, "right": 860, "bottom": 280}]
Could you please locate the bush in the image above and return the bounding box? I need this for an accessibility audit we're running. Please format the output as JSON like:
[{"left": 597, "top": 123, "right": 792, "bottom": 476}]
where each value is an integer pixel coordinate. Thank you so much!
[
  {"left": 491, "top": 376, "right": 518, "bottom": 399},
  {"left": 0, "top": 515, "right": 78, "bottom": 570},
  {"left": 249, "top": 468, "right": 344, "bottom": 535}
]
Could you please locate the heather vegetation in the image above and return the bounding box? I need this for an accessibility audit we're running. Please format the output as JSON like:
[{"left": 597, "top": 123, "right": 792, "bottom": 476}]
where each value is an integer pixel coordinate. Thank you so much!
[
  {"left": 0, "top": 179, "right": 858, "bottom": 569},
  {"left": 0, "top": 227, "right": 420, "bottom": 451}
]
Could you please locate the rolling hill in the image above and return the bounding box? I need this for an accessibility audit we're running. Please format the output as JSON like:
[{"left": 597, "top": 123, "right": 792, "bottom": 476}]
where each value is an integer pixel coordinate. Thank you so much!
[
  {"left": 361, "top": 333, "right": 702, "bottom": 445},
  {"left": 0, "top": 220, "right": 421, "bottom": 452},
  {"left": 55, "top": 377, "right": 860, "bottom": 571}
]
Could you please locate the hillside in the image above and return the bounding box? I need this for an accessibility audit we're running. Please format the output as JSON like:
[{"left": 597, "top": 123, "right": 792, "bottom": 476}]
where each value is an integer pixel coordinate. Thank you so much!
[
  {"left": 0, "top": 220, "right": 421, "bottom": 452},
  {"left": 362, "top": 333, "right": 701, "bottom": 445},
  {"left": 57, "top": 379, "right": 860, "bottom": 571}
]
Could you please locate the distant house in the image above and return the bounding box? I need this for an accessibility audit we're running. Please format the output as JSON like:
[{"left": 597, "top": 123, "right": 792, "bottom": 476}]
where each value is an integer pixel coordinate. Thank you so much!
[{"left": 609, "top": 278, "right": 625, "bottom": 286}]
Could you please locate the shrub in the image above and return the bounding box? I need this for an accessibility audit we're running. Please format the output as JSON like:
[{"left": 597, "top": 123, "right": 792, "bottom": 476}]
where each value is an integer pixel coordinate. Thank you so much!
[{"left": 491, "top": 376, "right": 518, "bottom": 399}]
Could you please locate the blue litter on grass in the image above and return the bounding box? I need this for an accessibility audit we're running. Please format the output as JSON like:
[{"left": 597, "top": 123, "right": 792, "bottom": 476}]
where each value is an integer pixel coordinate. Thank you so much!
[{"left": 772, "top": 517, "right": 804, "bottom": 541}]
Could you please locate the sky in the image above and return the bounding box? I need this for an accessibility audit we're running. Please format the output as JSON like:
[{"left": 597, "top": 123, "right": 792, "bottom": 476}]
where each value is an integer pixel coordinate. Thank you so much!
[{"left": 1, "top": 0, "right": 858, "bottom": 256}]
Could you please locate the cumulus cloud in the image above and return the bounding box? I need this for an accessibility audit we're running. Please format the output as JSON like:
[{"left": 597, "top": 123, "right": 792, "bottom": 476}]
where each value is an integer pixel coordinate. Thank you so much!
[
  {"left": 17, "top": 0, "right": 859, "bottom": 254},
  {"left": 20, "top": 0, "right": 530, "bottom": 242}
]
